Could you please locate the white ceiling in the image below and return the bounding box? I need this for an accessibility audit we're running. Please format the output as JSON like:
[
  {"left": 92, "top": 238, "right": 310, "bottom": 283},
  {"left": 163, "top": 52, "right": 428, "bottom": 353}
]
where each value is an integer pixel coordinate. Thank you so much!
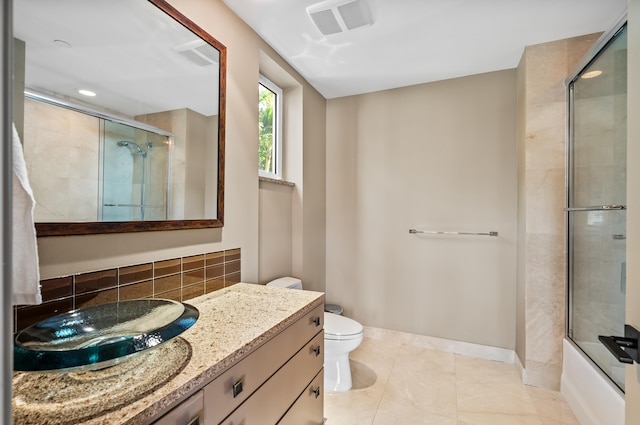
[
  {"left": 222, "top": 0, "right": 627, "bottom": 99},
  {"left": 14, "top": 0, "right": 220, "bottom": 117}
]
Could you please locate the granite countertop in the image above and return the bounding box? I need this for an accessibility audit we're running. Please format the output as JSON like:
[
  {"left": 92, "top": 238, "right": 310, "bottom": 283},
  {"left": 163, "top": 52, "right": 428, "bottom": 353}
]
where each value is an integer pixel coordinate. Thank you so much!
[{"left": 12, "top": 283, "right": 325, "bottom": 425}]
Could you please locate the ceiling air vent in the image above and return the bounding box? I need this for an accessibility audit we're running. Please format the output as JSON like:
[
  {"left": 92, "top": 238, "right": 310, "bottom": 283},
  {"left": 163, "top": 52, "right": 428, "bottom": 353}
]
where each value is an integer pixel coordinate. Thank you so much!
[
  {"left": 174, "top": 40, "right": 219, "bottom": 67},
  {"left": 307, "top": 0, "right": 373, "bottom": 36}
]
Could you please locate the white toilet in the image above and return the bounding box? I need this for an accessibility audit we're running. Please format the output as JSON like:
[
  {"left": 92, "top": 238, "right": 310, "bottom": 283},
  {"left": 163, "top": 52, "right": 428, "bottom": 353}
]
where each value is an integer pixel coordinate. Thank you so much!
[{"left": 266, "top": 277, "right": 364, "bottom": 393}]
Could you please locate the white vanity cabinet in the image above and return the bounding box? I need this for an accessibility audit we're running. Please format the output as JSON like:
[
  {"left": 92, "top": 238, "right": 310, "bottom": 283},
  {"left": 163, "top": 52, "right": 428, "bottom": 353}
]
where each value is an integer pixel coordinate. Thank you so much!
[{"left": 205, "top": 303, "right": 324, "bottom": 425}]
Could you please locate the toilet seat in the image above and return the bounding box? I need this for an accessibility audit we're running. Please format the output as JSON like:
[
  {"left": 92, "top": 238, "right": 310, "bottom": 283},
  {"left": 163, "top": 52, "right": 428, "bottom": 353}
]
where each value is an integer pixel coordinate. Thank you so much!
[{"left": 324, "top": 312, "right": 363, "bottom": 341}]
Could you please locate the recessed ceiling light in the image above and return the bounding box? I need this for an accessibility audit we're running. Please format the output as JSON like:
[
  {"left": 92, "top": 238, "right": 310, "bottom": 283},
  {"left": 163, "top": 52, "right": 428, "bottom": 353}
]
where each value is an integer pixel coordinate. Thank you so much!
[
  {"left": 581, "top": 70, "right": 603, "bottom": 79},
  {"left": 78, "top": 89, "right": 96, "bottom": 97}
]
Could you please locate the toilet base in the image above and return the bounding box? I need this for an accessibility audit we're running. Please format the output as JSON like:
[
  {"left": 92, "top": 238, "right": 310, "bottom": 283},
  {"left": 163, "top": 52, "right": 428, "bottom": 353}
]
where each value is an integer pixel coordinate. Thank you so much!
[
  {"left": 323, "top": 333, "right": 363, "bottom": 393},
  {"left": 324, "top": 352, "right": 353, "bottom": 393}
]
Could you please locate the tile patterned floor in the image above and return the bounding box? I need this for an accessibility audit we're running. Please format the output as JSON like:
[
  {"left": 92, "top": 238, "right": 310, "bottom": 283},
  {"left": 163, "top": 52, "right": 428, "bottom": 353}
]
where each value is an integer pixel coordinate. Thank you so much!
[{"left": 324, "top": 337, "right": 580, "bottom": 425}]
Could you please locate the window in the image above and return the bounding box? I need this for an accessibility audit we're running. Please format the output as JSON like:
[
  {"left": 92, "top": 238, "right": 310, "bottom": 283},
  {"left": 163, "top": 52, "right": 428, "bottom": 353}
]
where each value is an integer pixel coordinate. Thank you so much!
[{"left": 258, "top": 75, "right": 283, "bottom": 178}]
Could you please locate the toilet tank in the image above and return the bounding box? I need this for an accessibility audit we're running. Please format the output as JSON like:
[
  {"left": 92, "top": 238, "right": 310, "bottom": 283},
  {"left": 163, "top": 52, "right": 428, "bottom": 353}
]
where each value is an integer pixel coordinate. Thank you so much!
[{"left": 266, "top": 277, "right": 302, "bottom": 290}]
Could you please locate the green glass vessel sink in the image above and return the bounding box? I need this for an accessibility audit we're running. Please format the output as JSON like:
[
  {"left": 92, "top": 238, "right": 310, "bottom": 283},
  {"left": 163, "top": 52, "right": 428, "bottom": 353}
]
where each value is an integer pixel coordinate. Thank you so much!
[{"left": 14, "top": 299, "right": 199, "bottom": 372}]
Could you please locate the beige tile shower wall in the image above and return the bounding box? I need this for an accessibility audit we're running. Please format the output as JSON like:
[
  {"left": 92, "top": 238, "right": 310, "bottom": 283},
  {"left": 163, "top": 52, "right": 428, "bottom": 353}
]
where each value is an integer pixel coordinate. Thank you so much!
[
  {"left": 516, "top": 50, "right": 528, "bottom": 368},
  {"left": 185, "top": 109, "right": 216, "bottom": 219},
  {"left": 23, "top": 98, "right": 100, "bottom": 222},
  {"left": 326, "top": 70, "right": 518, "bottom": 350},
  {"left": 516, "top": 33, "right": 601, "bottom": 390},
  {"left": 136, "top": 108, "right": 218, "bottom": 220},
  {"left": 204, "top": 114, "right": 219, "bottom": 218},
  {"left": 144, "top": 109, "right": 188, "bottom": 220}
]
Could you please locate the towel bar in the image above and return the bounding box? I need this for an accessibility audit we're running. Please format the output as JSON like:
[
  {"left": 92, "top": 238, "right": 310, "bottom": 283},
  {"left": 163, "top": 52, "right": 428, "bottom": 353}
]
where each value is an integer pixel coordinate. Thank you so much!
[{"left": 409, "top": 229, "right": 498, "bottom": 237}]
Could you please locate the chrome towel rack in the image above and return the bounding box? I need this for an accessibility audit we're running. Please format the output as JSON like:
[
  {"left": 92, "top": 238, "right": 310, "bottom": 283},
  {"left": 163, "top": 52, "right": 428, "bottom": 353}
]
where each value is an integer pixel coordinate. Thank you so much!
[
  {"left": 564, "top": 205, "right": 626, "bottom": 212},
  {"left": 409, "top": 229, "right": 498, "bottom": 237}
]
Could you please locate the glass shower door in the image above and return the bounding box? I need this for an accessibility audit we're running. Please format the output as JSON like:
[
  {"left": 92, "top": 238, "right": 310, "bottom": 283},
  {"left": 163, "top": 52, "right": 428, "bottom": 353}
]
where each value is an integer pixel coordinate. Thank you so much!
[
  {"left": 101, "top": 120, "right": 171, "bottom": 221},
  {"left": 567, "top": 23, "right": 627, "bottom": 391}
]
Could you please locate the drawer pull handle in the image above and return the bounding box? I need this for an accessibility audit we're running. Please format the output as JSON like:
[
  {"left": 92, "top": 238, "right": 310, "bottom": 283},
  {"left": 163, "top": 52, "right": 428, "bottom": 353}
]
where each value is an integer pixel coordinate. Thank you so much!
[
  {"left": 232, "top": 379, "right": 244, "bottom": 398},
  {"left": 312, "top": 386, "right": 321, "bottom": 399},
  {"left": 312, "top": 316, "right": 321, "bottom": 327},
  {"left": 186, "top": 416, "right": 200, "bottom": 425},
  {"left": 313, "top": 345, "right": 321, "bottom": 356}
]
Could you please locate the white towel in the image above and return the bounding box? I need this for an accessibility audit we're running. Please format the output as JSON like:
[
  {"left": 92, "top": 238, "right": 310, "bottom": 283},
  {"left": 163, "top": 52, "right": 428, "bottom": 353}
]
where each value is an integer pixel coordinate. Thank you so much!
[{"left": 11, "top": 123, "right": 41, "bottom": 305}]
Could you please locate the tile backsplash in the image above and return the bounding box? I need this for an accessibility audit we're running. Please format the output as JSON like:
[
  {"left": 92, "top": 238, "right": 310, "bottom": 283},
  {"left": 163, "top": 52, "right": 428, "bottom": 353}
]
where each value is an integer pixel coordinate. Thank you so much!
[{"left": 14, "top": 248, "right": 241, "bottom": 333}]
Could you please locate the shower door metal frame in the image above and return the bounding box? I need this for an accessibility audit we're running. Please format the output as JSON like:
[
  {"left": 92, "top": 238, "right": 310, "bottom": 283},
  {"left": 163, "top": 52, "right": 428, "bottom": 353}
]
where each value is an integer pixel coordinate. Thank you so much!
[{"left": 564, "top": 13, "right": 627, "bottom": 391}]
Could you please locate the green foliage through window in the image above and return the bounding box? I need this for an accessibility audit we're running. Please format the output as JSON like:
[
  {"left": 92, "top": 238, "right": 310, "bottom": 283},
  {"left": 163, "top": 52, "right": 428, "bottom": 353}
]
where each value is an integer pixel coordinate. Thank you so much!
[{"left": 259, "top": 83, "right": 275, "bottom": 174}]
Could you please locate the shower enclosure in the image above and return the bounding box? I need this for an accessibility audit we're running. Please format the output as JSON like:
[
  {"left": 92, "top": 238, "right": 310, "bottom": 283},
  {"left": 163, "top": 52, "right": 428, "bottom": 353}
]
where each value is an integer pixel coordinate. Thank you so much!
[
  {"left": 101, "top": 120, "right": 171, "bottom": 221},
  {"left": 566, "top": 20, "right": 627, "bottom": 391},
  {"left": 22, "top": 94, "right": 171, "bottom": 223}
]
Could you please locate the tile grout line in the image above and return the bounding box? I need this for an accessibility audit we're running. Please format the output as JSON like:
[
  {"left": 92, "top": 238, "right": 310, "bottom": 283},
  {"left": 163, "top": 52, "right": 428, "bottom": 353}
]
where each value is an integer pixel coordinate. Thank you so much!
[
  {"left": 453, "top": 353, "right": 459, "bottom": 423},
  {"left": 368, "top": 343, "right": 408, "bottom": 425}
]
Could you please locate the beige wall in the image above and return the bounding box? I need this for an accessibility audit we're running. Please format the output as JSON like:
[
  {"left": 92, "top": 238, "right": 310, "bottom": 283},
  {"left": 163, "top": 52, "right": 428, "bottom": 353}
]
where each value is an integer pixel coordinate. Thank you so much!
[
  {"left": 627, "top": 0, "right": 640, "bottom": 422},
  {"left": 259, "top": 180, "right": 294, "bottom": 283},
  {"left": 257, "top": 52, "right": 327, "bottom": 293},
  {"left": 36, "top": 0, "right": 327, "bottom": 287},
  {"left": 257, "top": 54, "right": 300, "bottom": 285},
  {"left": 301, "top": 89, "right": 327, "bottom": 293},
  {"left": 326, "top": 70, "right": 518, "bottom": 349}
]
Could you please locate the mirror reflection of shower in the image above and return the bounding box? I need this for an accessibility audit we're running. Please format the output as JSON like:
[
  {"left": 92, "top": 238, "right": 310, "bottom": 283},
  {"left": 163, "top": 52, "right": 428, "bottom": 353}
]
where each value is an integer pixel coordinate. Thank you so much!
[
  {"left": 102, "top": 120, "right": 171, "bottom": 221},
  {"left": 117, "top": 140, "right": 148, "bottom": 156},
  {"left": 117, "top": 141, "right": 149, "bottom": 219}
]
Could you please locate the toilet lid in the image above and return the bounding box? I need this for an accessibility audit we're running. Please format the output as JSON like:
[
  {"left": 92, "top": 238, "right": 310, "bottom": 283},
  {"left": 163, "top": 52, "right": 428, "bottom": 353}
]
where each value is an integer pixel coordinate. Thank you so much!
[
  {"left": 324, "top": 312, "right": 363, "bottom": 337},
  {"left": 266, "top": 277, "right": 302, "bottom": 289}
]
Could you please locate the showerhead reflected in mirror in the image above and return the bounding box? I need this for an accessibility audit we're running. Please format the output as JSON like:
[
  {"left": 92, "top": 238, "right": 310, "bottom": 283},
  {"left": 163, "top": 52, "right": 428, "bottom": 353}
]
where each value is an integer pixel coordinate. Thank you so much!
[
  {"left": 117, "top": 141, "right": 148, "bottom": 157},
  {"left": 13, "top": 0, "right": 226, "bottom": 236}
]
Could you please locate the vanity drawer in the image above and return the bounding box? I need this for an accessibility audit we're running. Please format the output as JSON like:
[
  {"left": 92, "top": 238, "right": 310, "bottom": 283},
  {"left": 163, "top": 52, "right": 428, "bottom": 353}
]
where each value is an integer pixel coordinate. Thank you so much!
[
  {"left": 153, "top": 390, "right": 203, "bottom": 425},
  {"left": 218, "top": 331, "right": 324, "bottom": 425},
  {"left": 204, "top": 304, "right": 323, "bottom": 424},
  {"left": 277, "top": 369, "right": 324, "bottom": 425}
]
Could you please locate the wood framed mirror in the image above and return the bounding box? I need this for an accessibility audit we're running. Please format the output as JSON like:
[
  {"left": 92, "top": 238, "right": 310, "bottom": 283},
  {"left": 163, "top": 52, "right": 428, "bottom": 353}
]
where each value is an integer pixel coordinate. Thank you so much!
[{"left": 13, "top": 0, "right": 226, "bottom": 236}]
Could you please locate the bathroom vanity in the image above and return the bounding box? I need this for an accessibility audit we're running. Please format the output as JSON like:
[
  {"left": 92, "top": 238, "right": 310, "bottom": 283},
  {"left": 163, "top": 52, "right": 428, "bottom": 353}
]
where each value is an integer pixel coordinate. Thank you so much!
[{"left": 12, "top": 283, "right": 325, "bottom": 425}]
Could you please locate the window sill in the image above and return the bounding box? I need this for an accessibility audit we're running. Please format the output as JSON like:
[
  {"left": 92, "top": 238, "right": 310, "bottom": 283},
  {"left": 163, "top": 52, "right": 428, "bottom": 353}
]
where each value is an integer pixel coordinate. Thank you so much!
[{"left": 259, "top": 176, "right": 295, "bottom": 187}]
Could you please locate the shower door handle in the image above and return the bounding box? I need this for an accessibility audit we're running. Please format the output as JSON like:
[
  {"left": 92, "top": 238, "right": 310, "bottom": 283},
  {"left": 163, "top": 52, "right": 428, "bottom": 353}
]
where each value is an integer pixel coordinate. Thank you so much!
[{"left": 598, "top": 325, "right": 640, "bottom": 364}]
